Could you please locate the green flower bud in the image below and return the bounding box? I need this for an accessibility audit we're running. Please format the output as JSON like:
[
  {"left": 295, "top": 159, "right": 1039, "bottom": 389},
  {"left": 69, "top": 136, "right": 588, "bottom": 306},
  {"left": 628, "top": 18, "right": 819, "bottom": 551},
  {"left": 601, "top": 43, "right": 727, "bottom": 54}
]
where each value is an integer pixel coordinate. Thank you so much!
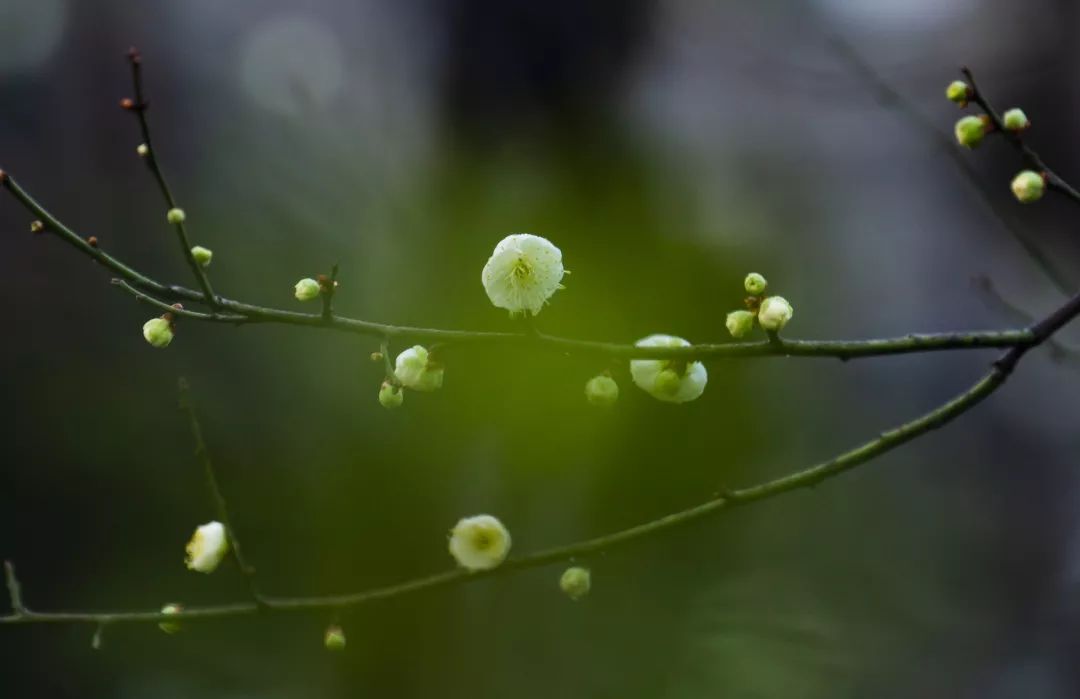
[
  {"left": 142, "top": 317, "right": 174, "bottom": 348},
  {"left": 946, "top": 80, "right": 971, "bottom": 105},
  {"left": 378, "top": 381, "right": 404, "bottom": 409},
  {"left": 758, "top": 296, "right": 793, "bottom": 332},
  {"left": 743, "top": 272, "right": 767, "bottom": 295},
  {"left": 294, "top": 278, "right": 321, "bottom": 301},
  {"left": 954, "top": 115, "right": 988, "bottom": 148},
  {"left": 158, "top": 603, "right": 183, "bottom": 634},
  {"left": 1011, "top": 170, "right": 1045, "bottom": 203},
  {"left": 1002, "top": 108, "right": 1030, "bottom": 131},
  {"left": 560, "top": 566, "right": 591, "bottom": 601},
  {"left": 190, "top": 245, "right": 213, "bottom": 267},
  {"left": 324, "top": 624, "right": 346, "bottom": 651},
  {"left": 653, "top": 368, "right": 682, "bottom": 397},
  {"left": 136, "top": 143, "right": 149, "bottom": 157},
  {"left": 584, "top": 374, "right": 619, "bottom": 407},
  {"left": 726, "top": 310, "right": 755, "bottom": 339},
  {"left": 166, "top": 207, "right": 186, "bottom": 224}
]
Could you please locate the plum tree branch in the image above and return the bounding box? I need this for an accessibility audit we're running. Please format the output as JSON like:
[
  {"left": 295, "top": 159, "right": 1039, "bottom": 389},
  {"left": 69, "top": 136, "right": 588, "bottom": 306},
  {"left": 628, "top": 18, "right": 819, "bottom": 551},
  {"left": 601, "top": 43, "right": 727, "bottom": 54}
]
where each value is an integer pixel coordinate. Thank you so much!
[
  {"left": 3, "top": 284, "right": 1080, "bottom": 627},
  {"left": 124, "top": 47, "right": 218, "bottom": 306},
  {"left": 2, "top": 56, "right": 1079, "bottom": 633},
  {"left": 0, "top": 168, "right": 1041, "bottom": 361}
]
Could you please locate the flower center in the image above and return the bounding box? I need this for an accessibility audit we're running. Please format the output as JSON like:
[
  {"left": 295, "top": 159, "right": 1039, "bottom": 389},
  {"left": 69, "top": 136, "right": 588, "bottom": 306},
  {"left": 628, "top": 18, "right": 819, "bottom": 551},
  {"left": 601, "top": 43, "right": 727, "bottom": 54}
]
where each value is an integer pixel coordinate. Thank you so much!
[{"left": 510, "top": 257, "right": 532, "bottom": 282}]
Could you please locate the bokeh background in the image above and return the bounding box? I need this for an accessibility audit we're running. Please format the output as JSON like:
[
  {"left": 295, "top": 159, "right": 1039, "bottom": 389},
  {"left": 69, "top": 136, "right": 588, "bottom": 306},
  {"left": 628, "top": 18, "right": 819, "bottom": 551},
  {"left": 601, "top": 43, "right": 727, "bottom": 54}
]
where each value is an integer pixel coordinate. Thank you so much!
[{"left": 3, "top": 1, "right": 1080, "bottom": 697}]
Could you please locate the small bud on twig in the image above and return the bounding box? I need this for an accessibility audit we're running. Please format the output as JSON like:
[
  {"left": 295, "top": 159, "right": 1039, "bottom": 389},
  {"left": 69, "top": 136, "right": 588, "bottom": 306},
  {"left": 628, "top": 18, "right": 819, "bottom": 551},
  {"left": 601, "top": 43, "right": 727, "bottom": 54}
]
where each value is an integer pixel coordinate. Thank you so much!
[
  {"left": 30, "top": 220, "right": 44, "bottom": 234},
  {"left": 584, "top": 374, "right": 619, "bottom": 407},
  {"left": 946, "top": 80, "right": 972, "bottom": 106},
  {"left": 1011, "top": 170, "right": 1046, "bottom": 203},
  {"left": 190, "top": 246, "right": 213, "bottom": 267},
  {"left": 370, "top": 351, "right": 383, "bottom": 362},
  {"left": 136, "top": 143, "right": 149, "bottom": 157},
  {"left": 1002, "top": 108, "right": 1031, "bottom": 132},
  {"left": 120, "top": 98, "right": 136, "bottom": 111},
  {"left": 379, "top": 381, "right": 404, "bottom": 409},
  {"left": 294, "top": 278, "right": 321, "bottom": 302},
  {"left": 166, "top": 208, "right": 186, "bottom": 224},
  {"left": 955, "top": 114, "right": 990, "bottom": 148},
  {"left": 559, "top": 566, "right": 592, "bottom": 601},
  {"left": 324, "top": 624, "right": 346, "bottom": 651},
  {"left": 87, "top": 236, "right": 99, "bottom": 247},
  {"left": 158, "top": 603, "right": 183, "bottom": 634}
]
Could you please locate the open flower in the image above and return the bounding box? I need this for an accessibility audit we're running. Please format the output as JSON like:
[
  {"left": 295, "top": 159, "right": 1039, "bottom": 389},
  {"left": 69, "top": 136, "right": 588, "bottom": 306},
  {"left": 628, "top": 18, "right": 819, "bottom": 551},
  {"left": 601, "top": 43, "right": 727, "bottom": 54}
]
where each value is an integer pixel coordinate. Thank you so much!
[
  {"left": 629, "top": 335, "right": 708, "bottom": 403},
  {"left": 448, "top": 514, "right": 511, "bottom": 571},
  {"left": 481, "top": 234, "right": 565, "bottom": 316},
  {"left": 185, "top": 521, "right": 229, "bottom": 574},
  {"left": 394, "top": 346, "right": 444, "bottom": 392}
]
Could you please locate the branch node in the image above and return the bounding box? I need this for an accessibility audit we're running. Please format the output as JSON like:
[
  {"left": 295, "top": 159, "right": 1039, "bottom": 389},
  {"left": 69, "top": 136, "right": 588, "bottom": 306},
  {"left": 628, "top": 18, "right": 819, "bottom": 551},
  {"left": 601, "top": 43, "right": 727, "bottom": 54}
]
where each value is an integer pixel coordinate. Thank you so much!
[{"left": 4, "top": 561, "right": 27, "bottom": 615}]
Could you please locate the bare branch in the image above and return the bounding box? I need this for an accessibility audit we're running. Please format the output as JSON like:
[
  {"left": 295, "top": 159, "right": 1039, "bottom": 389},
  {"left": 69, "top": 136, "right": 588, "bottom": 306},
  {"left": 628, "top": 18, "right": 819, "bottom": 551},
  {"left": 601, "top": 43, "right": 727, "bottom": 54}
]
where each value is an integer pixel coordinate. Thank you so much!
[
  {"left": 4, "top": 561, "right": 26, "bottom": 616},
  {"left": 177, "top": 378, "right": 264, "bottom": 607},
  {"left": 124, "top": 47, "right": 218, "bottom": 306}
]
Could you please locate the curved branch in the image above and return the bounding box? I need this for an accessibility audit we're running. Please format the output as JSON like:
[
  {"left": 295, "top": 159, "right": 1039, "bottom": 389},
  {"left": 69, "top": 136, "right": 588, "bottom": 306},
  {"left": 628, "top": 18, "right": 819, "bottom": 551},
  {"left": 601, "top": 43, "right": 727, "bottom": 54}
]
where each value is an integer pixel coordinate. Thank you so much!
[
  {"left": 5, "top": 285, "right": 1079, "bottom": 628},
  {"left": 0, "top": 170, "right": 1038, "bottom": 362}
]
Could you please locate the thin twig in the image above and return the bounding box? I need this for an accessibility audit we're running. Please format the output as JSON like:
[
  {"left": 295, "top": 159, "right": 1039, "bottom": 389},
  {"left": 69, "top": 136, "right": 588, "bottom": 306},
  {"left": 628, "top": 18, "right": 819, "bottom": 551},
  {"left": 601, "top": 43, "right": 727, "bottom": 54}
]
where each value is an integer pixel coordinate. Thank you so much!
[
  {"left": 972, "top": 275, "right": 1080, "bottom": 364},
  {"left": 830, "top": 38, "right": 1074, "bottom": 296},
  {"left": 111, "top": 279, "right": 247, "bottom": 323},
  {"left": 125, "top": 47, "right": 218, "bottom": 306},
  {"left": 4, "top": 285, "right": 1080, "bottom": 627},
  {"left": 4, "top": 562, "right": 26, "bottom": 616},
  {"left": 0, "top": 170, "right": 1038, "bottom": 360},
  {"left": 177, "top": 378, "right": 263, "bottom": 607},
  {"left": 962, "top": 66, "right": 1080, "bottom": 205}
]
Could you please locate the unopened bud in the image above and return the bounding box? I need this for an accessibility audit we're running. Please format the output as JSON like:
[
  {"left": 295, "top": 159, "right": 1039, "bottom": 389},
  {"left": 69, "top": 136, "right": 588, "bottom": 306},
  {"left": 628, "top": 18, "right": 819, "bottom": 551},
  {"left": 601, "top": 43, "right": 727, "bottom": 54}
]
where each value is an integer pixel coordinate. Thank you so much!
[
  {"left": 946, "top": 80, "right": 971, "bottom": 106},
  {"left": 954, "top": 115, "right": 988, "bottom": 148},
  {"left": 757, "top": 296, "right": 794, "bottom": 332},
  {"left": 136, "top": 143, "right": 149, "bottom": 157},
  {"left": 1002, "top": 108, "right": 1030, "bottom": 131},
  {"left": 725, "top": 310, "right": 755, "bottom": 339},
  {"left": 120, "top": 97, "right": 136, "bottom": 110},
  {"left": 559, "top": 566, "right": 591, "bottom": 601},
  {"left": 1010, "top": 170, "right": 1045, "bottom": 203},
  {"left": 166, "top": 208, "right": 186, "bottom": 224},
  {"left": 87, "top": 236, "right": 99, "bottom": 247},
  {"left": 743, "top": 272, "right": 767, "bottom": 295},
  {"left": 158, "top": 603, "right": 183, "bottom": 634},
  {"left": 190, "top": 245, "right": 213, "bottom": 267},
  {"left": 30, "top": 220, "right": 44, "bottom": 234},
  {"left": 294, "top": 278, "right": 321, "bottom": 301},
  {"left": 142, "top": 317, "right": 174, "bottom": 348},
  {"left": 324, "top": 625, "right": 346, "bottom": 651},
  {"left": 584, "top": 374, "right": 619, "bottom": 407},
  {"left": 379, "top": 381, "right": 404, "bottom": 409}
]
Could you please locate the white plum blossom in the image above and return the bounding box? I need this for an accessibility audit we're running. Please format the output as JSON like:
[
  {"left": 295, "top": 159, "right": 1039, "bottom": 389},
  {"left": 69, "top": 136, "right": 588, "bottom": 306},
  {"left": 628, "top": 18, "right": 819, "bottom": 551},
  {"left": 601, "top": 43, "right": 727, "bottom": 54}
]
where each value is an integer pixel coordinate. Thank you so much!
[
  {"left": 481, "top": 234, "right": 565, "bottom": 316},
  {"left": 394, "top": 346, "right": 444, "bottom": 392},
  {"left": 448, "top": 514, "right": 511, "bottom": 571},
  {"left": 185, "top": 521, "right": 229, "bottom": 574},
  {"left": 629, "top": 334, "right": 707, "bottom": 403},
  {"left": 758, "top": 296, "right": 794, "bottom": 332}
]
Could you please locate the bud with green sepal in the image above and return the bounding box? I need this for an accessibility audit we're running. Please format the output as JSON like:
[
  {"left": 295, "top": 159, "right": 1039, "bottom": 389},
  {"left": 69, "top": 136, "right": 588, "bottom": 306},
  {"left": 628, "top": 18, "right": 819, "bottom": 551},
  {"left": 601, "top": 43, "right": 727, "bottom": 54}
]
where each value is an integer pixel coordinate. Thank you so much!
[
  {"left": 726, "top": 310, "right": 755, "bottom": 339},
  {"left": 142, "top": 316, "right": 174, "bottom": 348},
  {"left": 394, "top": 346, "right": 444, "bottom": 392},
  {"left": 1011, "top": 170, "right": 1045, "bottom": 203},
  {"left": 954, "top": 115, "right": 990, "bottom": 148},
  {"left": 190, "top": 246, "right": 213, "bottom": 267},
  {"left": 166, "top": 207, "right": 186, "bottom": 224},
  {"left": 946, "top": 80, "right": 971, "bottom": 106},
  {"left": 744, "top": 272, "right": 767, "bottom": 295},
  {"left": 584, "top": 374, "right": 619, "bottom": 407},
  {"left": 324, "top": 625, "right": 346, "bottom": 651},
  {"left": 294, "top": 278, "right": 321, "bottom": 301},
  {"left": 560, "top": 566, "right": 592, "bottom": 601},
  {"left": 1002, "top": 108, "right": 1030, "bottom": 132},
  {"left": 158, "top": 603, "right": 183, "bottom": 634},
  {"left": 379, "top": 381, "right": 404, "bottom": 409}
]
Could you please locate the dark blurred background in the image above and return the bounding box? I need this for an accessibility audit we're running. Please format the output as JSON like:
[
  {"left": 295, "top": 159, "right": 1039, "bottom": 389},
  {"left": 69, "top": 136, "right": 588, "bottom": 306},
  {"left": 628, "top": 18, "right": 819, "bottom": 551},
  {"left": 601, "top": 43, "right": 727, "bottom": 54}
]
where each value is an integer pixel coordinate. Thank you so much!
[{"left": 3, "top": 1, "right": 1080, "bottom": 697}]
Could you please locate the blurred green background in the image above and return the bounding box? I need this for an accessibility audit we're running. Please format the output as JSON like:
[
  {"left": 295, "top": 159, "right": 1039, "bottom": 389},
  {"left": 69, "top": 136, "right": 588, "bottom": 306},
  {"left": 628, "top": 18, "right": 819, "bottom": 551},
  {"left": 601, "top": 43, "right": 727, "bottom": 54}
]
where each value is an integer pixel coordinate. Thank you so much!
[{"left": 3, "top": 1, "right": 1080, "bottom": 697}]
